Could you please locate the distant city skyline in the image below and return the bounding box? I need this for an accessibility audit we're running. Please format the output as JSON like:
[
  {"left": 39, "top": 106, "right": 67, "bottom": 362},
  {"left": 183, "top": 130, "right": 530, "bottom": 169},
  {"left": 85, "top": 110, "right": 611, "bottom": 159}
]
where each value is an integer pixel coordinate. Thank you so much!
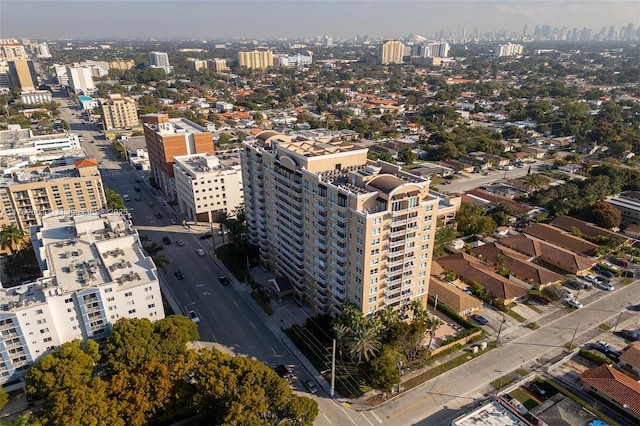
[{"left": 1, "top": 1, "right": 638, "bottom": 40}]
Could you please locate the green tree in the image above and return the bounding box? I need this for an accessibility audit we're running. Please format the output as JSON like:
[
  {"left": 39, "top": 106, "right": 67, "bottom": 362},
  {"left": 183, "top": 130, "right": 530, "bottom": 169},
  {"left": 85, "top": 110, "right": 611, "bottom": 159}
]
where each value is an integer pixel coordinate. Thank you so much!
[
  {"left": 42, "top": 377, "right": 123, "bottom": 426},
  {"left": 151, "top": 254, "right": 171, "bottom": 272},
  {"left": 26, "top": 339, "right": 100, "bottom": 399},
  {"left": 397, "top": 149, "right": 417, "bottom": 164},
  {"left": 0, "top": 223, "right": 27, "bottom": 253},
  {"left": 455, "top": 203, "right": 497, "bottom": 236},
  {"left": 104, "top": 187, "right": 125, "bottom": 211},
  {"left": 589, "top": 201, "right": 622, "bottom": 229},
  {"left": 0, "top": 386, "right": 8, "bottom": 411},
  {"left": 109, "top": 359, "right": 172, "bottom": 426},
  {"left": 369, "top": 345, "right": 400, "bottom": 392},
  {"left": 434, "top": 225, "right": 458, "bottom": 256},
  {"left": 348, "top": 320, "right": 382, "bottom": 363}
]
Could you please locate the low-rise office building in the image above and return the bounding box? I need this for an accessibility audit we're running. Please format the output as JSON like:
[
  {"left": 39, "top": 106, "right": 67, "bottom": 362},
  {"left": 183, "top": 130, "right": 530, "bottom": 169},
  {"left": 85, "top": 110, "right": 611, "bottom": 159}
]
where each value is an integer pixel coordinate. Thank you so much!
[{"left": 0, "top": 211, "right": 164, "bottom": 388}]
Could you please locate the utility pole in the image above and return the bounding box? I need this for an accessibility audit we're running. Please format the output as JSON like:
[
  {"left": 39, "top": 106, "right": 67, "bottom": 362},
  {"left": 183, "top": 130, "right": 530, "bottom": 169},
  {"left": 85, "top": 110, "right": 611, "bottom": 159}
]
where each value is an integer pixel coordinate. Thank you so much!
[
  {"left": 613, "top": 311, "right": 623, "bottom": 333},
  {"left": 330, "top": 339, "right": 336, "bottom": 398},
  {"left": 569, "top": 322, "right": 580, "bottom": 350}
]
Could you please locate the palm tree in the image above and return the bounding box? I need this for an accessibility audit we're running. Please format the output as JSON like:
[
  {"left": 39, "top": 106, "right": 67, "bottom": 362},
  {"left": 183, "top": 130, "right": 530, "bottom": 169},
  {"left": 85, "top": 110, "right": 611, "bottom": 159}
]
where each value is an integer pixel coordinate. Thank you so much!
[
  {"left": 332, "top": 323, "right": 350, "bottom": 360},
  {"left": 377, "top": 306, "right": 399, "bottom": 329},
  {"left": 0, "top": 223, "right": 26, "bottom": 253},
  {"left": 143, "top": 242, "right": 163, "bottom": 256},
  {"left": 410, "top": 300, "right": 428, "bottom": 323},
  {"left": 522, "top": 174, "right": 550, "bottom": 192},
  {"left": 348, "top": 322, "right": 381, "bottom": 363},
  {"left": 151, "top": 255, "right": 170, "bottom": 272}
]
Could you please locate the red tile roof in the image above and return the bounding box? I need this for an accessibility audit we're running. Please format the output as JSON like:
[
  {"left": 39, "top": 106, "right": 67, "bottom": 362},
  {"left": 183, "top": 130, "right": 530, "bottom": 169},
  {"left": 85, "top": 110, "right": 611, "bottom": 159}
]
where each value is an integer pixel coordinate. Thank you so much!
[
  {"left": 580, "top": 365, "right": 640, "bottom": 416},
  {"left": 73, "top": 159, "right": 98, "bottom": 168}
]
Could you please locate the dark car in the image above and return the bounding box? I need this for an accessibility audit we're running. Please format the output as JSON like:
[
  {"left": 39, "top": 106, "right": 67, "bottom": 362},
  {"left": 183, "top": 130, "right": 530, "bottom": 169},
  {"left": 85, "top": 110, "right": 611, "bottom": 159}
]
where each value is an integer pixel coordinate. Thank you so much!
[
  {"left": 154, "top": 212, "right": 162, "bottom": 219},
  {"left": 563, "top": 280, "right": 583, "bottom": 290},
  {"left": 174, "top": 270, "right": 184, "bottom": 280},
  {"left": 135, "top": 179, "right": 141, "bottom": 183},
  {"left": 275, "top": 365, "right": 295, "bottom": 383},
  {"left": 628, "top": 304, "right": 640, "bottom": 311},
  {"left": 134, "top": 187, "right": 141, "bottom": 192},
  {"left": 200, "top": 232, "right": 213, "bottom": 240},
  {"left": 219, "top": 276, "right": 230, "bottom": 286},
  {"left": 616, "top": 329, "right": 640, "bottom": 342},
  {"left": 303, "top": 379, "right": 318, "bottom": 394},
  {"left": 470, "top": 314, "right": 489, "bottom": 326},
  {"left": 621, "top": 270, "right": 635, "bottom": 278},
  {"left": 529, "top": 382, "right": 548, "bottom": 400},
  {"left": 162, "top": 236, "right": 171, "bottom": 245}
]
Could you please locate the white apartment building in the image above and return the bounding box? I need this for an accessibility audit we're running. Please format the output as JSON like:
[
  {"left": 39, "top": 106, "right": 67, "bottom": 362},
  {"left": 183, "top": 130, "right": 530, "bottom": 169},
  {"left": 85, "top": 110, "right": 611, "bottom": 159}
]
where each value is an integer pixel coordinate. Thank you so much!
[
  {"left": 66, "top": 66, "right": 95, "bottom": 95},
  {"left": 36, "top": 43, "right": 52, "bottom": 59},
  {"left": 53, "top": 64, "right": 69, "bottom": 86},
  {"left": 149, "top": 51, "right": 173, "bottom": 75},
  {"left": 0, "top": 212, "right": 164, "bottom": 388},
  {"left": 495, "top": 43, "right": 524, "bottom": 57},
  {"left": 242, "top": 132, "right": 460, "bottom": 316},
  {"left": 173, "top": 153, "right": 244, "bottom": 223}
]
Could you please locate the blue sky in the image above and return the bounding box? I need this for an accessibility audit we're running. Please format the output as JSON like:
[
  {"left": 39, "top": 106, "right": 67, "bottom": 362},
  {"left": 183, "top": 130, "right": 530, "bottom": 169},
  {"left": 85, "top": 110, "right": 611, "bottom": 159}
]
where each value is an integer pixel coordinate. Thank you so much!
[{"left": 1, "top": 1, "right": 638, "bottom": 40}]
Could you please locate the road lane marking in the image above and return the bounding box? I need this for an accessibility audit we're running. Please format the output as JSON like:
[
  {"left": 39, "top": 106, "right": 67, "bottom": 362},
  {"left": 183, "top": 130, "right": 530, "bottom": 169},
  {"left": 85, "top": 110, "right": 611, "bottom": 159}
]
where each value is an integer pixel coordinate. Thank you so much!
[
  {"left": 184, "top": 291, "right": 189, "bottom": 297},
  {"left": 249, "top": 321, "right": 256, "bottom": 329},
  {"left": 340, "top": 407, "right": 357, "bottom": 425},
  {"left": 321, "top": 413, "right": 332, "bottom": 424},
  {"left": 233, "top": 300, "right": 239, "bottom": 307},
  {"left": 387, "top": 385, "right": 449, "bottom": 419},
  {"left": 360, "top": 412, "right": 374, "bottom": 426},
  {"left": 370, "top": 411, "right": 383, "bottom": 423},
  {"left": 211, "top": 333, "right": 217, "bottom": 341},
  {"left": 270, "top": 347, "right": 277, "bottom": 355}
]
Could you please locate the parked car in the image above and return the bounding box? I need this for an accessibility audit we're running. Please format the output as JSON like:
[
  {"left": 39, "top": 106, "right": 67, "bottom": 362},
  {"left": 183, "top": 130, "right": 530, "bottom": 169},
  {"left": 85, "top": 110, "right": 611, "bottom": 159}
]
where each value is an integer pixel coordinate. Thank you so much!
[
  {"left": 275, "top": 365, "right": 295, "bottom": 383},
  {"left": 303, "top": 379, "right": 318, "bottom": 394},
  {"left": 616, "top": 329, "right": 640, "bottom": 342},
  {"left": 627, "top": 304, "right": 640, "bottom": 311},
  {"left": 590, "top": 341, "right": 620, "bottom": 360},
  {"left": 219, "top": 276, "right": 230, "bottom": 286},
  {"left": 594, "top": 280, "right": 614, "bottom": 291},
  {"left": 611, "top": 257, "right": 628, "bottom": 267},
  {"left": 174, "top": 270, "right": 184, "bottom": 280},
  {"left": 563, "top": 280, "right": 583, "bottom": 290},
  {"left": 188, "top": 310, "right": 200, "bottom": 324},
  {"left": 162, "top": 236, "right": 171, "bottom": 245},
  {"left": 565, "top": 299, "right": 583, "bottom": 309},
  {"left": 529, "top": 382, "right": 548, "bottom": 400},
  {"left": 470, "top": 314, "right": 489, "bottom": 325},
  {"left": 195, "top": 248, "right": 206, "bottom": 257},
  {"left": 621, "top": 270, "right": 635, "bottom": 278}
]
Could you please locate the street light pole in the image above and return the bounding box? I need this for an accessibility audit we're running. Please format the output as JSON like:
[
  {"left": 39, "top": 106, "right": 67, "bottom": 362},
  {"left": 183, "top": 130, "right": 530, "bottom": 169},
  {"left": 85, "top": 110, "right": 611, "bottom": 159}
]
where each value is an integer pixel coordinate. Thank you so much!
[{"left": 330, "top": 339, "right": 336, "bottom": 398}]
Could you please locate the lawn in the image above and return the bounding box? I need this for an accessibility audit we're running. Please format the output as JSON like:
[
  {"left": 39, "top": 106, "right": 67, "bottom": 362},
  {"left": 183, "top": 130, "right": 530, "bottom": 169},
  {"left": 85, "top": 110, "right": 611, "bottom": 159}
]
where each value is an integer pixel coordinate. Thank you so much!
[{"left": 509, "top": 388, "right": 539, "bottom": 410}]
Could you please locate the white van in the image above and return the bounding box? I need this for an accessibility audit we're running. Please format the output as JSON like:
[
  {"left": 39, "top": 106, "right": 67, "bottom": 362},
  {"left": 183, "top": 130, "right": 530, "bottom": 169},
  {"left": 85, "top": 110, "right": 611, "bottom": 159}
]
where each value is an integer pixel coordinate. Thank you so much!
[{"left": 123, "top": 194, "right": 130, "bottom": 202}]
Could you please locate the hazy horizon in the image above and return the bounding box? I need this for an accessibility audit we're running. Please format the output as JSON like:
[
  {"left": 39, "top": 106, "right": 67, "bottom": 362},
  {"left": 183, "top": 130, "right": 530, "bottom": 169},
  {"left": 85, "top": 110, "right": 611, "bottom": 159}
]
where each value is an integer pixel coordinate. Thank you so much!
[{"left": 2, "top": 1, "right": 638, "bottom": 40}]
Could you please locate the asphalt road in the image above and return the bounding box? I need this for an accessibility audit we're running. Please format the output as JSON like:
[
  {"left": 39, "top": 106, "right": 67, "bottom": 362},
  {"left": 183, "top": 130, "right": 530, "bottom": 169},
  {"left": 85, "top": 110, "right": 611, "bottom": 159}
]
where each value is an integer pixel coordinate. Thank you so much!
[
  {"left": 433, "top": 163, "right": 544, "bottom": 195},
  {"left": 370, "top": 279, "right": 639, "bottom": 426},
  {"left": 54, "top": 96, "right": 370, "bottom": 425}
]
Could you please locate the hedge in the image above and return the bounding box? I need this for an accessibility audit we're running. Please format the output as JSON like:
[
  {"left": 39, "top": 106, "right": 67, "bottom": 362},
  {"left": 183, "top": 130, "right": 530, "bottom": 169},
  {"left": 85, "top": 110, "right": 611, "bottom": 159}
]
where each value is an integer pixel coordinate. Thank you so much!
[{"left": 579, "top": 348, "right": 614, "bottom": 365}]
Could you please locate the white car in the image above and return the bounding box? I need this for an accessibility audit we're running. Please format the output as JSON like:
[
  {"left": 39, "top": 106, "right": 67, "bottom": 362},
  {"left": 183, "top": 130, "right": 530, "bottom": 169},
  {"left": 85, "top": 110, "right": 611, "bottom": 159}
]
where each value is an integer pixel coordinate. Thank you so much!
[
  {"left": 566, "top": 299, "right": 583, "bottom": 309},
  {"left": 188, "top": 310, "right": 200, "bottom": 324},
  {"left": 195, "top": 248, "right": 206, "bottom": 257}
]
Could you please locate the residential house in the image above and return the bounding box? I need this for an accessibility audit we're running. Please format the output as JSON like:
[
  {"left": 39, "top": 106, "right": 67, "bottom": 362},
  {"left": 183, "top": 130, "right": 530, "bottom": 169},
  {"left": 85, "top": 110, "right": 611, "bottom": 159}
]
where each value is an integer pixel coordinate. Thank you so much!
[
  {"left": 436, "top": 252, "right": 530, "bottom": 305},
  {"left": 470, "top": 242, "right": 564, "bottom": 289},
  {"left": 580, "top": 364, "right": 640, "bottom": 421},
  {"left": 428, "top": 278, "right": 483, "bottom": 316},
  {"left": 550, "top": 215, "right": 631, "bottom": 243},
  {"left": 618, "top": 342, "right": 640, "bottom": 381},
  {"left": 523, "top": 223, "right": 598, "bottom": 257},
  {"left": 498, "top": 233, "right": 594, "bottom": 275}
]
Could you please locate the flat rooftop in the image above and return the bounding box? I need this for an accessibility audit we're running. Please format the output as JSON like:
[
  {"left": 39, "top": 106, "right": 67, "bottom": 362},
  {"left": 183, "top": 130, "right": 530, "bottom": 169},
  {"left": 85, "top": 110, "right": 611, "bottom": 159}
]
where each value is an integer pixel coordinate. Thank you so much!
[{"left": 453, "top": 400, "right": 530, "bottom": 426}]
